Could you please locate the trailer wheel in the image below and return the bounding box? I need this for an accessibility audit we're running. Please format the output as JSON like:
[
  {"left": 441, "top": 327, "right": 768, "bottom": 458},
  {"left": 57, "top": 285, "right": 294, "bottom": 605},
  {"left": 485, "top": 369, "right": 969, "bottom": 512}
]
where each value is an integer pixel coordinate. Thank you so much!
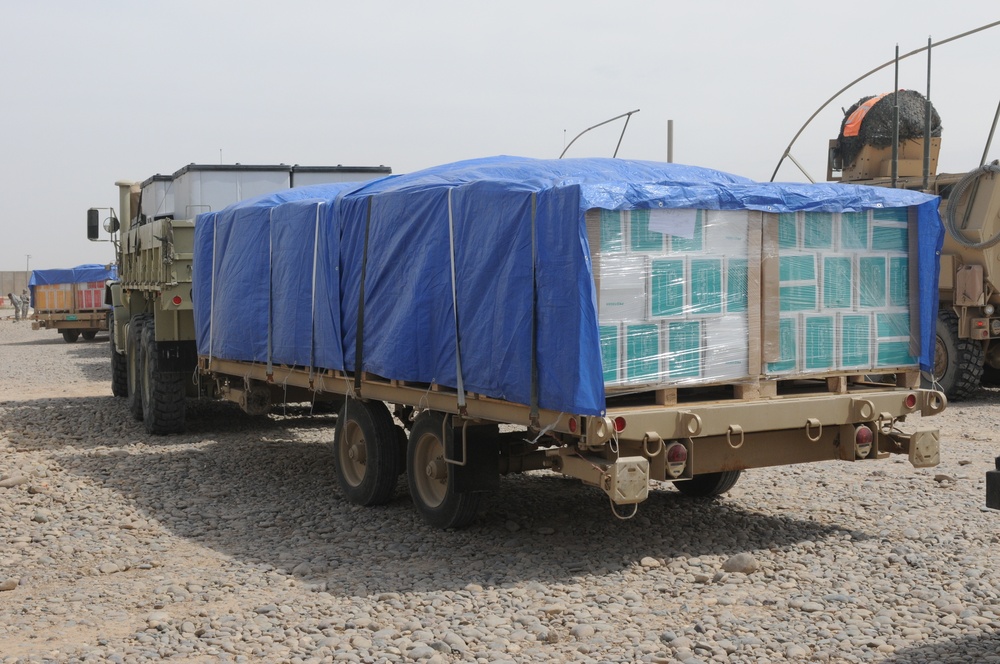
[
  {"left": 332, "top": 398, "right": 400, "bottom": 506},
  {"left": 82, "top": 331, "right": 98, "bottom": 341},
  {"left": 140, "top": 322, "right": 186, "bottom": 435},
  {"left": 675, "top": 470, "right": 742, "bottom": 497},
  {"left": 934, "top": 309, "right": 984, "bottom": 400},
  {"left": 407, "top": 411, "right": 482, "bottom": 529},
  {"left": 126, "top": 316, "right": 146, "bottom": 420},
  {"left": 110, "top": 317, "right": 127, "bottom": 398},
  {"left": 61, "top": 330, "right": 80, "bottom": 343}
]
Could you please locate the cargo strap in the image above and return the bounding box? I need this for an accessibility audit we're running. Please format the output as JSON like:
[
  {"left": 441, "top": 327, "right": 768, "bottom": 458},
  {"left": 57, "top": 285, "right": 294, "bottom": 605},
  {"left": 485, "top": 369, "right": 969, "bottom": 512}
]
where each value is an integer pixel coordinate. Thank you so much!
[
  {"left": 308, "top": 202, "right": 322, "bottom": 386},
  {"left": 266, "top": 208, "right": 274, "bottom": 377},
  {"left": 354, "top": 196, "right": 373, "bottom": 394},
  {"left": 208, "top": 216, "right": 218, "bottom": 369},
  {"left": 447, "top": 189, "right": 467, "bottom": 413},
  {"left": 530, "top": 193, "right": 539, "bottom": 428}
]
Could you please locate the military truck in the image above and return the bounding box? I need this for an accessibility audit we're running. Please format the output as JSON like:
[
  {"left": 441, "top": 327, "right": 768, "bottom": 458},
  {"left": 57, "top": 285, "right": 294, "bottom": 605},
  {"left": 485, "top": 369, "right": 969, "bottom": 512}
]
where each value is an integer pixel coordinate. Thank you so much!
[
  {"left": 828, "top": 90, "right": 1000, "bottom": 400},
  {"left": 91, "top": 157, "right": 947, "bottom": 529},
  {"left": 29, "top": 265, "right": 116, "bottom": 342}
]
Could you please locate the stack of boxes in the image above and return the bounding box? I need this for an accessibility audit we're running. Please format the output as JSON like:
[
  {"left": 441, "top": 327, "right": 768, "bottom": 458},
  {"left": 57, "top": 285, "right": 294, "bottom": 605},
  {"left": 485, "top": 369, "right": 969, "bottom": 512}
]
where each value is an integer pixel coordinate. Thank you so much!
[
  {"left": 767, "top": 208, "right": 916, "bottom": 376},
  {"left": 588, "top": 208, "right": 752, "bottom": 390},
  {"left": 589, "top": 205, "right": 918, "bottom": 393}
]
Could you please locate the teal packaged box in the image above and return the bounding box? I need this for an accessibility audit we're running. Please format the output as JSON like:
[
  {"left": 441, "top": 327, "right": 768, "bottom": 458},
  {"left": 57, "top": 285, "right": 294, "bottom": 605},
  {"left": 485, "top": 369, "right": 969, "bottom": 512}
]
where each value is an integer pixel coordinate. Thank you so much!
[
  {"left": 650, "top": 258, "right": 685, "bottom": 318},
  {"left": 704, "top": 315, "right": 750, "bottom": 380},
  {"left": 803, "top": 212, "right": 834, "bottom": 249},
  {"left": 803, "top": 314, "right": 836, "bottom": 371},
  {"left": 600, "top": 324, "right": 622, "bottom": 385},
  {"left": 838, "top": 313, "right": 872, "bottom": 369},
  {"left": 859, "top": 256, "right": 886, "bottom": 308},
  {"left": 625, "top": 323, "right": 661, "bottom": 383},
  {"left": 726, "top": 258, "right": 748, "bottom": 313},
  {"left": 670, "top": 210, "right": 704, "bottom": 253},
  {"left": 840, "top": 211, "right": 869, "bottom": 250},
  {"left": 690, "top": 258, "right": 724, "bottom": 315},
  {"left": 875, "top": 312, "right": 916, "bottom": 367},
  {"left": 599, "top": 209, "right": 625, "bottom": 253},
  {"left": 889, "top": 256, "right": 909, "bottom": 307},
  {"left": 779, "top": 254, "right": 818, "bottom": 312},
  {"left": 630, "top": 209, "right": 664, "bottom": 253},
  {"left": 767, "top": 314, "right": 800, "bottom": 374},
  {"left": 778, "top": 212, "right": 799, "bottom": 249},
  {"left": 823, "top": 256, "right": 853, "bottom": 309},
  {"left": 665, "top": 320, "right": 702, "bottom": 380},
  {"left": 871, "top": 223, "right": 908, "bottom": 252}
]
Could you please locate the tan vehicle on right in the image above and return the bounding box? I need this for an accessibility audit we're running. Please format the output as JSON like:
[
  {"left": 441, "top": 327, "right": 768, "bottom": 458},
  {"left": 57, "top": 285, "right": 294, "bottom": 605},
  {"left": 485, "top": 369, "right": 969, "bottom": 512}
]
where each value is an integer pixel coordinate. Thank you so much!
[{"left": 827, "top": 89, "right": 1000, "bottom": 400}]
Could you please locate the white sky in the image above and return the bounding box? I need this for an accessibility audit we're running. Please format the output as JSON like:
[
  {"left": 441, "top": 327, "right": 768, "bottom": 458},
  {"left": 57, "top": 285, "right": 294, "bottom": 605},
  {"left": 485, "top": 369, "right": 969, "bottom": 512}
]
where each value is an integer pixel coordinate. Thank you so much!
[{"left": 1, "top": 1, "right": 998, "bottom": 270}]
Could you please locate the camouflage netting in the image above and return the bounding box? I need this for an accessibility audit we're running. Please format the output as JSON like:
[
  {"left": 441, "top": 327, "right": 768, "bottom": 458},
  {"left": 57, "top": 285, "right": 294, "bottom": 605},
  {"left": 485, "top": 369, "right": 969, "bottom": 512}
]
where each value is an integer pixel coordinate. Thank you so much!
[{"left": 837, "top": 90, "right": 942, "bottom": 169}]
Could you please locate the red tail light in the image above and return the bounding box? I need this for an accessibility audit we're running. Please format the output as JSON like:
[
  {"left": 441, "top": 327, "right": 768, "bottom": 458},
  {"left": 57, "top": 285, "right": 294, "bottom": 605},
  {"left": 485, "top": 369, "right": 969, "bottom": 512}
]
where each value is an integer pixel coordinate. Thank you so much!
[
  {"left": 665, "top": 441, "right": 688, "bottom": 478},
  {"left": 904, "top": 394, "right": 917, "bottom": 409},
  {"left": 171, "top": 296, "right": 182, "bottom": 306},
  {"left": 613, "top": 416, "right": 626, "bottom": 432},
  {"left": 855, "top": 425, "right": 873, "bottom": 459}
]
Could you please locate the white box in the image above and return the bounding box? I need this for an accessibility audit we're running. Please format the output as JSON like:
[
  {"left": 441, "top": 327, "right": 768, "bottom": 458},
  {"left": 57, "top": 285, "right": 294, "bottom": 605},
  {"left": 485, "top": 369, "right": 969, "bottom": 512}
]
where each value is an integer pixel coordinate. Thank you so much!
[{"left": 597, "top": 255, "right": 648, "bottom": 323}]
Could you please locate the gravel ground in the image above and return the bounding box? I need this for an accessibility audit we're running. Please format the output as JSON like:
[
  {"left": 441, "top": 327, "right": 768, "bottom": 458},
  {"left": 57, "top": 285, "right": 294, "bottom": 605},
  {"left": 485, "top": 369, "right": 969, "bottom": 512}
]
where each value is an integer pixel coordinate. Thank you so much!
[{"left": 1, "top": 311, "right": 999, "bottom": 664}]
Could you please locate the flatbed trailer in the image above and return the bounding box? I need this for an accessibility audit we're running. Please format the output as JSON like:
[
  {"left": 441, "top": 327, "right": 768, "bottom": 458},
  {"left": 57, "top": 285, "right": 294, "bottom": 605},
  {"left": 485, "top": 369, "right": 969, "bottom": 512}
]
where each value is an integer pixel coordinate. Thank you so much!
[
  {"left": 197, "top": 354, "right": 945, "bottom": 527},
  {"left": 94, "top": 157, "right": 948, "bottom": 529}
]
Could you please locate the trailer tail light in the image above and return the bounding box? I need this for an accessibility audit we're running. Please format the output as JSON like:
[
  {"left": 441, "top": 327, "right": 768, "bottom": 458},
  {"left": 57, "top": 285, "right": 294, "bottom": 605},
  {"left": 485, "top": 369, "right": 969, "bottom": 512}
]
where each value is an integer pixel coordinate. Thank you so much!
[
  {"left": 904, "top": 393, "right": 917, "bottom": 409},
  {"left": 568, "top": 417, "right": 577, "bottom": 433},
  {"left": 171, "top": 296, "right": 182, "bottom": 306},
  {"left": 971, "top": 318, "right": 989, "bottom": 339},
  {"left": 613, "top": 416, "right": 626, "bottom": 432},
  {"left": 664, "top": 441, "right": 688, "bottom": 478},
  {"left": 855, "top": 425, "right": 873, "bottom": 459}
]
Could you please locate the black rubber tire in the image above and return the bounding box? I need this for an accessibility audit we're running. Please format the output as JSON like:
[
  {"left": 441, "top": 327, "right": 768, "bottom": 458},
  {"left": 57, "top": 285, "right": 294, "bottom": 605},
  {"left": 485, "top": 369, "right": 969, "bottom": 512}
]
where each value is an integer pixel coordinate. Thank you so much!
[
  {"left": 110, "top": 318, "right": 128, "bottom": 398},
  {"left": 82, "top": 331, "right": 98, "bottom": 341},
  {"left": 406, "top": 411, "right": 482, "bottom": 529},
  {"left": 140, "top": 322, "right": 186, "bottom": 435},
  {"left": 675, "top": 470, "right": 742, "bottom": 497},
  {"left": 332, "top": 398, "right": 401, "bottom": 506},
  {"left": 126, "top": 316, "right": 146, "bottom": 420},
  {"left": 934, "top": 308, "right": 984, "bottom": 400},
  {"left": 62, "top": 330, "right": 80, "bottom": 343}
]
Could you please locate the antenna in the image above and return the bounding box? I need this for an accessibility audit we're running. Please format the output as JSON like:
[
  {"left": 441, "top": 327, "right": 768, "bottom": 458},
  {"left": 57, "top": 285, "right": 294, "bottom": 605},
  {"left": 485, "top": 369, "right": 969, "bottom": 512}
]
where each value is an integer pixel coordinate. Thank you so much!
[{"left": 559, "top": 109, "right": 640, "bottom": 159}]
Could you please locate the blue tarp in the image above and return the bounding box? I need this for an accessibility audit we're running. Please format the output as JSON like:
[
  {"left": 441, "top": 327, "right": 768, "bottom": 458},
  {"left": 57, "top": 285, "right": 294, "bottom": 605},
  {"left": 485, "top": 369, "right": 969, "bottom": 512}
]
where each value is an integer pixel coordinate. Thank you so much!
[
  {"left": 193, "top": 156, "right": 944, "bottom": 416},
  {"left": 29, "top": 264, "right": 117, "bottom": 286}
]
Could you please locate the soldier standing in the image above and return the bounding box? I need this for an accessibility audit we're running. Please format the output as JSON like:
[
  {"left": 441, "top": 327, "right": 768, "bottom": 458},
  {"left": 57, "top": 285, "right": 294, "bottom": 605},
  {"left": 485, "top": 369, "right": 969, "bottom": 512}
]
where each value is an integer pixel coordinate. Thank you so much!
[
  {"left": 7, "top": 292, "right": 22, "bottom": 322},
  {"left": 20, "top": 289, "right": 29, "bottom": 320}
]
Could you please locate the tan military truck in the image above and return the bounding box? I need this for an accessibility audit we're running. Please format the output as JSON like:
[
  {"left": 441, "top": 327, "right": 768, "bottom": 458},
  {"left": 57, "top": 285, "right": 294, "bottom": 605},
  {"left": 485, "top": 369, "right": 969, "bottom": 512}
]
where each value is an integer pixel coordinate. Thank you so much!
[
  {"left": 91, "top": 157, "right": 947, "bottom": 529},
  {"left": 828, "top": 90, "right": 1000, "bottom": 400}
]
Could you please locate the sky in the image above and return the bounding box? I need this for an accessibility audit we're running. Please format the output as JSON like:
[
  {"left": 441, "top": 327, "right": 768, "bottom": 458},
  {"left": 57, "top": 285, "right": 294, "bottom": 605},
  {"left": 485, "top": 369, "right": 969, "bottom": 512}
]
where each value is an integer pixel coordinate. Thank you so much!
[{"left": 1, "top": 1, "right": 999, "bottom": 271}]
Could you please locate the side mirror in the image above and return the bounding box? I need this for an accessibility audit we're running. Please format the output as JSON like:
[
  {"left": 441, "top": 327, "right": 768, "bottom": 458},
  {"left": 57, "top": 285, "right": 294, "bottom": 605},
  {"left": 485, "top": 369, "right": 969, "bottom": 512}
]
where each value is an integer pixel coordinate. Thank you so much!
[
  {"left": 87, "top": 208, "right": 100, "bottom": 240},
  {"left": 104, "top": 213, "right": 120, "bottom": 234}
]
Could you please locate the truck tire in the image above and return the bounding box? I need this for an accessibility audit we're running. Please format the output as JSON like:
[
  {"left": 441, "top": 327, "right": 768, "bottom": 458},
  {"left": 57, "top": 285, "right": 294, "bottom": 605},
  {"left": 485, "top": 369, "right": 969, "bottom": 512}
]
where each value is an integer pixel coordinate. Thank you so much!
[
  {"left": 82, "top": 331, "right": 98, "bottom": 341},
  {"left": 935, "top": 309, "right": 984, "bottom": 400},
  {"left": 127, "top": 316, "right": 146, "bottom": 420},
  {"left": 332, "top": 398, "right": 401, "bottom": 506},
  {"left": 110, "top": 319, "right": 128, "bottom": 398},
  {"left": 62, "top": 330, "right": 80, "bottom": 343},
  {"left": 140, "top": 322, "right": 186, "bottom": 435},
  {"left": 406, "top": 411, "right": 482, "bottom": 529},
  {"left": 675, "top": 470, "right": 742, "bottom": 497}
]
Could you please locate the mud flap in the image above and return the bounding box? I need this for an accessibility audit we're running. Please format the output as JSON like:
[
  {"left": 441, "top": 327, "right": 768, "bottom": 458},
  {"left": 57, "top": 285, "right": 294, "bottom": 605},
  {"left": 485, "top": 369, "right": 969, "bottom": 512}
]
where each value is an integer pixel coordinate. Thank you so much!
[
  {"left": 987, "top": 457, "right": 1000, "bottom": 510},
  {"left": 446, "top": 424, "right": 500, "bottom": 494}
]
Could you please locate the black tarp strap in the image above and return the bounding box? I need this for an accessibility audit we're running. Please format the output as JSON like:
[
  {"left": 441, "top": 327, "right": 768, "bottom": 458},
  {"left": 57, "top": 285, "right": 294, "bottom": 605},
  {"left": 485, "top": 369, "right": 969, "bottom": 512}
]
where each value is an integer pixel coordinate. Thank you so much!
[
  {"left": 354, "top": 196, "right": 373, "bottom": 394},
  {"left": 308, "top": 202, "right": 322, "bottom": 387},
  {"left": 530, "top": 193, "right": 539, "bottom": 428},
  {"left": 447, "top": 189, "right": 467, "bottom": 414},
  {"left": 266, "top": 208, "right": 274, "bottom": 377}
]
